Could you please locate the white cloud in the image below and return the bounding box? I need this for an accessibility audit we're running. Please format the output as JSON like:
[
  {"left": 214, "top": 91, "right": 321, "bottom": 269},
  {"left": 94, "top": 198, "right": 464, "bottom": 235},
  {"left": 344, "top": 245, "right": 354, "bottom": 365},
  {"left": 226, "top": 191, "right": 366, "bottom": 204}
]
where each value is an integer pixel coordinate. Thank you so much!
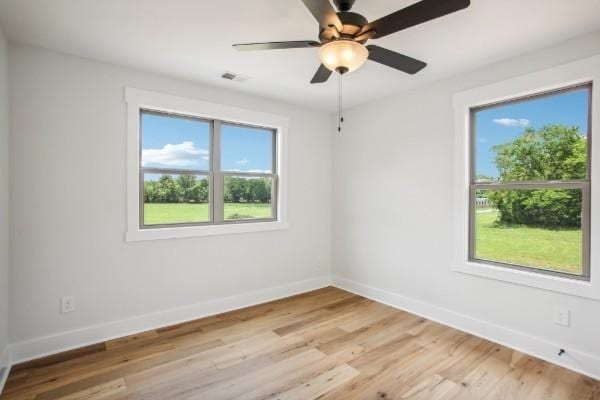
[
  {"left": 493, "top": 118, "right": 530, "bottom": 127},
  {"left": 142, "top": 141, "right": 208, "bottom": 168},
  {"left": 236, "top": 158, "right": 249, "bottom": 165}
]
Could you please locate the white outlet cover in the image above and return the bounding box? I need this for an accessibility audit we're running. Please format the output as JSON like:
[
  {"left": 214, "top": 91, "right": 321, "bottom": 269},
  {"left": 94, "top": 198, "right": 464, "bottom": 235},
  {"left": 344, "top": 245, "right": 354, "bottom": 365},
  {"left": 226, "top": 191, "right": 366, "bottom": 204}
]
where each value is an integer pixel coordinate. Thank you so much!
[
  {"left": 553, "top": 307, "right": 570, "bottom": 327},
  {"left": 61, "top": 296, "right": 75, "bottom": 313}
]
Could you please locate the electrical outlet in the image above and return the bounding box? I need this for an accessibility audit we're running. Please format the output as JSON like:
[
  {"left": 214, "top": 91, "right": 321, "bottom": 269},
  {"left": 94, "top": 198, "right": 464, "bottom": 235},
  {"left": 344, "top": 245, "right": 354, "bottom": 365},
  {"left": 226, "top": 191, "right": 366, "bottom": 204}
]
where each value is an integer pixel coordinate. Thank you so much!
[
  {"left": 554, "top": 307, "right": 570, "bottom": 327},
  {"left": 61, "top": 296, "right": 75, "bottom": 314}
]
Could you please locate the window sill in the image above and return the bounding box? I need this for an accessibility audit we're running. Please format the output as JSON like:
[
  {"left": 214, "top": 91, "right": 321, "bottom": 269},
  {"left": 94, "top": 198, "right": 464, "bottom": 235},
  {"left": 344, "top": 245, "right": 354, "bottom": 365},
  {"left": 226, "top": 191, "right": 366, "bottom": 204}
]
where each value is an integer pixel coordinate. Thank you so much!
[
  {"left": 126, "top": 220, "right": 289, "bottom": 242},
  {"left": 453, "top": 260, "right": 600, "bottom": 300}
]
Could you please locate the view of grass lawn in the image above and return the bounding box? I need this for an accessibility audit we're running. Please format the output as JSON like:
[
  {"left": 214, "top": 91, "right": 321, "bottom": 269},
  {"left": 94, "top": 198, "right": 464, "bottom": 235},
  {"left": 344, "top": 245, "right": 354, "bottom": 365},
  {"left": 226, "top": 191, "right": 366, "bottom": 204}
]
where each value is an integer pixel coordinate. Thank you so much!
[
  {"left": 224, "top": 203, "right": 272, "bottom": 220},
  {"left": 144, "top": 203, "right": 272, "bottom": 225},
  {"left": 475, "top": 209, "right": 582, "bottom": 274}
]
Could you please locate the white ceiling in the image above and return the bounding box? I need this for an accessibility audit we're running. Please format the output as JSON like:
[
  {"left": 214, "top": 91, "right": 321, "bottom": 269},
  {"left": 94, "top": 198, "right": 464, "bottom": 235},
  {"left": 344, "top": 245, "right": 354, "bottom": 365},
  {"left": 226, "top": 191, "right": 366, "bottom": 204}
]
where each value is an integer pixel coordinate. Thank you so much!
[{"left": 1, "top": 0, "right": 600, "bottom": 111}]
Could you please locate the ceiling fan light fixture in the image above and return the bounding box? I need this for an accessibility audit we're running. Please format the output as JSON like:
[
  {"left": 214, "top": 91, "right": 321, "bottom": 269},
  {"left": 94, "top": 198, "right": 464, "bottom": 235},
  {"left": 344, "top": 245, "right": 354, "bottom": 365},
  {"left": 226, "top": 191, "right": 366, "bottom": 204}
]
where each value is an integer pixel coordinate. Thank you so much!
[{"left": 319, "top": 40, "right": 368, "bottom": 73}]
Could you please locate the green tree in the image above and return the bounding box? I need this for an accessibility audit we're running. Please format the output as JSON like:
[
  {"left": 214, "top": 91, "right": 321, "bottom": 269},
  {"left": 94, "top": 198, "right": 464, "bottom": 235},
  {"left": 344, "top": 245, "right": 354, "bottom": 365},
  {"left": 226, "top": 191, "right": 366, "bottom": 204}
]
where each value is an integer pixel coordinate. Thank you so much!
[
  {"left": 475, "top": 174, "right": 496, "bottom": 183},
  {"left": 143, "top": 180, "right": 158, "bottom": 202},
  {"left": 493, "top": 125, "right": 586, "bottom": 181},
  {"left": 175, "top": 175, "right": 208, "bottom": 203},
  {"left": 157, "top": 175, "right": 180, "bottom": 203},
  {"left": 488, "top": 125, "right": 586, "bottom": 227},
  {"left": 224, "top": 177, "right": 247, "bottom": 202},
  {"left": 247, "top": 178, "right": 270, "bottom": 203},
  {"left": 191, "top": 179, "right": 209, "bottom": 203},
  {"left": 176, "top": 175, "right": 196, "bottom": 202},
  {"left": 145, "top": 175, "right": 209, "bottom": 204}
]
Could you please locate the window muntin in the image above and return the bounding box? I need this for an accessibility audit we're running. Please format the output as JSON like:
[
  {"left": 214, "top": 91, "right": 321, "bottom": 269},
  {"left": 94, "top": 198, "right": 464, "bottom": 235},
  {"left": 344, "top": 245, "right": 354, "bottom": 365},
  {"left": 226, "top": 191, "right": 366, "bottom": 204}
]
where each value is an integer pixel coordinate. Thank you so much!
[
  {"left": 469, "top": 84, "right": 591, "bottom": 279},
  {"left": 140, "top": 110, "right": 277, "bottom": 228}
]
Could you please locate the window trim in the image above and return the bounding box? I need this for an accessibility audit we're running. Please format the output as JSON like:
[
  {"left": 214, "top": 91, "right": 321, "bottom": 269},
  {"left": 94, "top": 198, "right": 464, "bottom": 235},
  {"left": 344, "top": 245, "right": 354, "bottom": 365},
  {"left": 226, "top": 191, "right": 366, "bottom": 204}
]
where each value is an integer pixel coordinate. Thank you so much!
[
  {"left": 125, "top": 88, "right": 289, "bottom": 241},
  {"left": 452, "top": 54, "right": 600, "bottom": 300},
  {"left": 467, "top": 83, "right": 592, "bottom": 281}
]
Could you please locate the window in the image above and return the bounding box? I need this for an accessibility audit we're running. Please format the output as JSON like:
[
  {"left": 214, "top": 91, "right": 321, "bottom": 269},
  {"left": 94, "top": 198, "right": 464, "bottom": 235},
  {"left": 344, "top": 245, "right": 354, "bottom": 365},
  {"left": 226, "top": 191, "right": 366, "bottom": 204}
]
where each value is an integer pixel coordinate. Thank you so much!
[
  {"left": 126, "top": 88, "right": 288, "bottom": 241},
  {"left": 140, "top": 111, "right": 277, "bottom": 228},
  {"left": 469, "top": 84, "right": 591, "bottom": 279},
  {"left": 221, "top": 123, "right": 276, "bottom": 221}
]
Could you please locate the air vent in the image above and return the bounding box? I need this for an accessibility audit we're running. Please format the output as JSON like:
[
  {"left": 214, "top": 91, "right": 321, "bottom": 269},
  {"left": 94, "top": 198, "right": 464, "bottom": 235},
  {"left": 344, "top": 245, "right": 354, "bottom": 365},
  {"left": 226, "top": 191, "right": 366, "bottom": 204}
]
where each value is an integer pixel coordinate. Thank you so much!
[
  {"left": 221, "top": 72, "right": 237, "bottom": 80},
  {"left": 220, "top": 71, "right": 248, "bottom": 83}
]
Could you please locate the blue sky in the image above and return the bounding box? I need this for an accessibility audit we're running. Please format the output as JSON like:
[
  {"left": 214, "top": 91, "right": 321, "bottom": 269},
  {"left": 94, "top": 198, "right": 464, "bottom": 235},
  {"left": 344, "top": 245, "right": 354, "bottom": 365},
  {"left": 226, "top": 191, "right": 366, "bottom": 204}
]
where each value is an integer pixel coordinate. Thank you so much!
[
  {"left": 475, "top": 88, "right": 589, "bottom": 179},
  {"left": 141, "top": 112, "right": 273, "bottom": 174},
  {"left": 221, "top": 124, "right": 273, "bottom": 173}
]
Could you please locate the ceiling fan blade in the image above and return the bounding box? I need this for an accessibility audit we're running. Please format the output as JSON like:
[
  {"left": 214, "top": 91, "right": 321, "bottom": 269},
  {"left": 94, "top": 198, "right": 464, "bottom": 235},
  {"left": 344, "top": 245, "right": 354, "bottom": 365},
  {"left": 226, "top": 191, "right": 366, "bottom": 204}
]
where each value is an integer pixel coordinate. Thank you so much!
[
  {"left": 361, "top": 0, "right": 470, "bottom": 39},
  {"left": 366, "top": 45, "right": 427, "bottom": 75},
  {"left": 301, "top": 0, "right": 343, "bottom": 32},
  {"left": 233, "top": 40, "right": 320, "bottom": 51},
  {"left": 310, "top": 64, "right": 333, "bottom": 84}
]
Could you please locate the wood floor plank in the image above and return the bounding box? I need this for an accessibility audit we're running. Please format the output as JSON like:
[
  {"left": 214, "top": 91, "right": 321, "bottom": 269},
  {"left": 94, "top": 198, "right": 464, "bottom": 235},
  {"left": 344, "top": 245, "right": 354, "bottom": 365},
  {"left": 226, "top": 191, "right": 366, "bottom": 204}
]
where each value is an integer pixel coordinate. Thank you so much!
[
  {"left": 1, "top": 286, "right": 596, "bottom": 400},
  {"left": 104, "top": 330, "right": 159, "bottom": 350},
  {"left": 233, "top": 344, "right": 363, "bottom": 400},
  {"left": 117, "top": 327, "right": 351, "bottom": 398},
  {"left": 54, "top": 378, "right": 126, "bottom": 400},
  {"left": 32, "top": 339, "right": 224, "bottom": 400},
  {"left": 397, "top": 373, "right": 462, "bottom": 400},
  {"left": 445, "top": 352, "right": 512, "bottom": 399},
  {"left": 270, "top": 363, "right": 360, "bottom": 400},
  {"left": 2, "top": 342, "right": 175, "bottom": 399},
  {"left": 8, "top": 344, "right": 106, "bottom": 374},
  {"left": 180, "top": 348, "right": 327, "bottom": 399}
]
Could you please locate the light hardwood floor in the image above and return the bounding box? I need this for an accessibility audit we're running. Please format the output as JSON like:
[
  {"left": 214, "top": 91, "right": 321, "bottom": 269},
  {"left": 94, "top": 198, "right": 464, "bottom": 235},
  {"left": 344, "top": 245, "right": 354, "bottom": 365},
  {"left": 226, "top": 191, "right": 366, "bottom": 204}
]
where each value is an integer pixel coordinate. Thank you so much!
[{"left": 2, "top": 287, "right": 599, "bottom": 399}]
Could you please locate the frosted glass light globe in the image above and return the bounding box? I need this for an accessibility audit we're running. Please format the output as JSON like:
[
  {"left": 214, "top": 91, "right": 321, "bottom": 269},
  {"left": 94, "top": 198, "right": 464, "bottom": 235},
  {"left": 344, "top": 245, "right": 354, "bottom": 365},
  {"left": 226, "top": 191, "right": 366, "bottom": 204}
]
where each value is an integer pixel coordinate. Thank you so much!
[{"left": 319, "top": 40, "right": 368, "bottom": 73}]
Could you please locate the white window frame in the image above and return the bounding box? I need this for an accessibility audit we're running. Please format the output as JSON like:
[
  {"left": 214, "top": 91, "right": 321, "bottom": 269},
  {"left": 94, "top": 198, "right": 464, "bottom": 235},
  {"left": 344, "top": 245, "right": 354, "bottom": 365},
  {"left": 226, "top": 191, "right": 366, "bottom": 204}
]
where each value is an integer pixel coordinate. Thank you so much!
[
  {"left": 125, "top": 88, "right": 289, "bottom": 241},
  {"left": 452, "top": 55, "right": 600, "bottom": 300}
]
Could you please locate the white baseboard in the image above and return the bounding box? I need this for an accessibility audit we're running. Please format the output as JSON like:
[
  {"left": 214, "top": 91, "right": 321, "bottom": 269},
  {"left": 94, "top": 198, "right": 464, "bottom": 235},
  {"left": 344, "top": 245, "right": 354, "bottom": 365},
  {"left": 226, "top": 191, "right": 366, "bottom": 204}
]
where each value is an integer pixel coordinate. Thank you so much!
[
  {"left": 9, "top": 276, "right": 331, "bottom": 365},
  {"left": 0, "top": 346, "right": 10, "bottom": 395},
  {"left": 332, "top": 275, "right": 600, "bottom": 381}
]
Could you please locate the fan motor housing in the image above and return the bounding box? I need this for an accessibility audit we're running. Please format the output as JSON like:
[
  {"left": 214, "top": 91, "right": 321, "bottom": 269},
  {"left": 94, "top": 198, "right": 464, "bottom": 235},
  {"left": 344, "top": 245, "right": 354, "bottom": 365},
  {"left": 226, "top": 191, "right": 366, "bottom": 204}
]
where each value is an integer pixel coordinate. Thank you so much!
[{"left": 319, "top": 11, "right": 368, "bottom": 42}]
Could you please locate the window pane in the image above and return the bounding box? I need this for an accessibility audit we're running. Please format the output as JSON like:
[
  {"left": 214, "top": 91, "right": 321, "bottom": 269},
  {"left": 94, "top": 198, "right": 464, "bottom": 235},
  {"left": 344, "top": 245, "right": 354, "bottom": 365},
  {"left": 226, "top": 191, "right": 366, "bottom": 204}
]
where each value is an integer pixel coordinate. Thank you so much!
[
  {"left": 221, "top": 124, "right": 274, "bottom": 173},
  {"left": 473, "top": 86, "right": 590, "bottom": 183},
  {"left": 474, "top": 188, "right": 582, "bottom": 275},
  {"left": 224, "top": 176, "right": 273, "bottom": 220},
  {"left": 143, "top": 173, "right": 210, "bottom": 225},
  {"left": 141, "top": 111, "right": 210, "bottom": 171}
]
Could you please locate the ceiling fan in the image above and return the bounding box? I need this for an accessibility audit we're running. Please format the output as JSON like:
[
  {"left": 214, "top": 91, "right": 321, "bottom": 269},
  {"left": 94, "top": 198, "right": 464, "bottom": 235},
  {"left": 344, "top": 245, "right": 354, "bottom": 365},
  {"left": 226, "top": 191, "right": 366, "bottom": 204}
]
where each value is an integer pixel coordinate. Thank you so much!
[{"left": 233, "top": 0, "right": 471, "bottom": 83}]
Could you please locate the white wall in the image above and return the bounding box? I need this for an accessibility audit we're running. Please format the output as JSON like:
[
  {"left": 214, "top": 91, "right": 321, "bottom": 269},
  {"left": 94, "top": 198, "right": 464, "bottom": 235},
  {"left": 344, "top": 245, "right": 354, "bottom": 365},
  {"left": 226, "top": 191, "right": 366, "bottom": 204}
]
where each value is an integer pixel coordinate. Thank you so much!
[
  {"left": 8, "top": 44, "right": 332, "bottom": 354},
  {"left": 0, "top": 26, "right": 10, "bottom": 367},
  {"left": 333, "top": 31, "right": 600, "bottom": 375}
]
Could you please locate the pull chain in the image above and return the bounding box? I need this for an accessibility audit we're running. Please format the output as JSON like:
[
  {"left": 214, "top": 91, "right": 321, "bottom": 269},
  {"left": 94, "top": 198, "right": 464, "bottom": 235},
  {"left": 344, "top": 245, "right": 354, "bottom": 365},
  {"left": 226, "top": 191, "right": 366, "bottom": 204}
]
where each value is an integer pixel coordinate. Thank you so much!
[{"left": 337, "top": 72, "right": 344, "bottom": 132}]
